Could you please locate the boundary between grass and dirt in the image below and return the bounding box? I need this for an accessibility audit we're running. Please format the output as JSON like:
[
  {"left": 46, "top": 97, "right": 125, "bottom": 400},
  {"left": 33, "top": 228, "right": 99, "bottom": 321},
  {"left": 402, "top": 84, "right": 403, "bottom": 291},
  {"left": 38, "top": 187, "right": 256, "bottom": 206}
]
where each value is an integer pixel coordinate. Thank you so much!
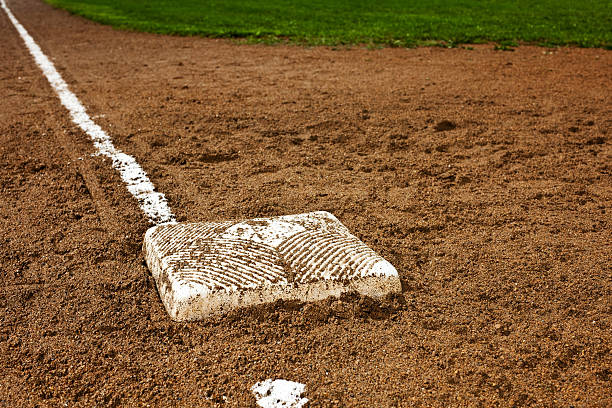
[{"left": 43, "top": 0, "right": 612, "bottom": 50}]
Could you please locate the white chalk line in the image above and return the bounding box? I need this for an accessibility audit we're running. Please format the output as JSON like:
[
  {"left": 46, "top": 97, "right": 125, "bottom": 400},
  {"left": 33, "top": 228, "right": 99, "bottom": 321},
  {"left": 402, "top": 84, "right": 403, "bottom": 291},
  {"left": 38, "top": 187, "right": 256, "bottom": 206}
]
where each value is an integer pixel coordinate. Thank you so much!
[
  {"left": 2, "top": 3, "right": 313, "bottom": 404},
  {"left": 1, "top": 0, "right": 175, "bottom": 225}
]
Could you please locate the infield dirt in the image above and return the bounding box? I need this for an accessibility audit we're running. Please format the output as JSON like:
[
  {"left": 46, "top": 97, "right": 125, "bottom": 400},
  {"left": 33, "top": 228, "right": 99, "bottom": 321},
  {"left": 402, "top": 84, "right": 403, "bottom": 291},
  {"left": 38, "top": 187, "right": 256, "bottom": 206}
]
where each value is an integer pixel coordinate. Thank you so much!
[{"left": 1, "top": 0, "right": 610, "bottom": 406}]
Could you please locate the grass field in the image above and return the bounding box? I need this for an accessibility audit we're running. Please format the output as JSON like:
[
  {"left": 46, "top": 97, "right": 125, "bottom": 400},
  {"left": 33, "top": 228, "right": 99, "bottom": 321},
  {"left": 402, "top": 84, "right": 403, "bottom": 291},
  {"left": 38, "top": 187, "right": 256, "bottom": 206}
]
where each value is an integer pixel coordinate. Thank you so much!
[{"left": 44, "top": 0, "right": 611, "bottom": 48}]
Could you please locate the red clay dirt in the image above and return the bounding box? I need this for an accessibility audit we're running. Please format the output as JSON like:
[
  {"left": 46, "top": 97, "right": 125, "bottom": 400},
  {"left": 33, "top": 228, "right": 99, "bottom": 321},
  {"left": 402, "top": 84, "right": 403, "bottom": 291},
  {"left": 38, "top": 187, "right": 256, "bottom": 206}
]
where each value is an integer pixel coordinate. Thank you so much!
[{"left": 1, "top": 0, "right": 610, "bottom": 406}]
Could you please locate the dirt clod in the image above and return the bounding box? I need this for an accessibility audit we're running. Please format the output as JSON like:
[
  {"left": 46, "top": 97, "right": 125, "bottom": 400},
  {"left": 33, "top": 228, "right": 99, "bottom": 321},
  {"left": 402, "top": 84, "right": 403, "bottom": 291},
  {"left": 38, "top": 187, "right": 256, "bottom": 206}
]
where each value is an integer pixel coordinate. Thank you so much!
[{"left": 434, "top": 120, "right": 457, "bottom": 131}]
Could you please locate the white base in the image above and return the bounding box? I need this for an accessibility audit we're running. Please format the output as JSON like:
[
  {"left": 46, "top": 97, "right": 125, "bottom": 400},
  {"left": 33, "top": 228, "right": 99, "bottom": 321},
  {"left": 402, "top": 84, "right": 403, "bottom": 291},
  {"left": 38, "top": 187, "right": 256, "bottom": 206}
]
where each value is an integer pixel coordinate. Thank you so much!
[{"left": 143, "top": 211, "right": 401, "bottom": 321}]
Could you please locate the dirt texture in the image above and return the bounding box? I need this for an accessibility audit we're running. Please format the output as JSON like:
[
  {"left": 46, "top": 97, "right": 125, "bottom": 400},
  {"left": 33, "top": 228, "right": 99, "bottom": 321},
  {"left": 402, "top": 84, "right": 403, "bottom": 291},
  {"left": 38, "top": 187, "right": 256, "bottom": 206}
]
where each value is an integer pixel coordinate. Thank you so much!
[{"left": 1, "top": 0, "right": 611, "bottom": 406}]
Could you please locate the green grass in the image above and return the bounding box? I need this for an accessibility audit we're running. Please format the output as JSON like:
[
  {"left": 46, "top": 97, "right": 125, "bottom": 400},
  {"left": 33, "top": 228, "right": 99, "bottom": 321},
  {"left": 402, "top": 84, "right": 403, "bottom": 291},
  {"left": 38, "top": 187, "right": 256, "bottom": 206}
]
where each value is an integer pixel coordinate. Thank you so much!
[{"left": 44, "top": 0, "right": 611, "bottom": 48}]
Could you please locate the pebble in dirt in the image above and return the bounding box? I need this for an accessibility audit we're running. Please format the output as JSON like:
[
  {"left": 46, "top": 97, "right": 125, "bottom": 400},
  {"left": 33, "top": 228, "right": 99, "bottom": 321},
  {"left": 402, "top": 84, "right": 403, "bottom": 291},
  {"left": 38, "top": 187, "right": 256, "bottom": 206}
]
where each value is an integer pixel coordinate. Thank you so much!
[{"left": 144, "top": 211, "right": 401, "bottom": 320}]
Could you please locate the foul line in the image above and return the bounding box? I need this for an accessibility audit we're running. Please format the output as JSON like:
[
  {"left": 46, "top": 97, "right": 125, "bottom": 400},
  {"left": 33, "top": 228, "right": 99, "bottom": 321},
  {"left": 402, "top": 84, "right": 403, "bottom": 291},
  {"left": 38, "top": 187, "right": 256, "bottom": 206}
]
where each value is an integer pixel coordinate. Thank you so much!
[{"left": 1, "top": 0, "right": 175, "bottom": 225}]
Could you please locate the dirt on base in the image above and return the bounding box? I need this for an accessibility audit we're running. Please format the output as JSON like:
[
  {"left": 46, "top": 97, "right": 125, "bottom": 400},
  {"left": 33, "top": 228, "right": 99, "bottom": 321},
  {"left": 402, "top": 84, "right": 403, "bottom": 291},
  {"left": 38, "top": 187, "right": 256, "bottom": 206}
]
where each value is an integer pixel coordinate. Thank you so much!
[{"left": 1, "top": 0, "right": 610, "bottom": 406}]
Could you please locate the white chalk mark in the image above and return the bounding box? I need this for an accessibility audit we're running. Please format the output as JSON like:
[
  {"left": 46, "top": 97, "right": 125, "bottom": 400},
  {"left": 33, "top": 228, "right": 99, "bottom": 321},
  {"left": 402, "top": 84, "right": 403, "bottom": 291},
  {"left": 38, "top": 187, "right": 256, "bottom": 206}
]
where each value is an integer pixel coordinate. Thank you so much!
[
  {"left": 252, "top": 379, "right": 308, "bottom": 408},
  {"left": 1, "top": 0, "right": 175, "bottom": 224}
]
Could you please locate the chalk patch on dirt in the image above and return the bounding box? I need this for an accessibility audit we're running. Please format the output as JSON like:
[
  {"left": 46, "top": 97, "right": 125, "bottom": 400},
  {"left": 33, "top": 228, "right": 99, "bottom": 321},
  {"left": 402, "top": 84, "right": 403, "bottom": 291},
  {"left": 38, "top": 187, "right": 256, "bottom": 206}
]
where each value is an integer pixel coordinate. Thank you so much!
[
  {"left": 252, "top": 379, "right": 308, "bottom": 408},
  {"left": 1, "top": 0, "right": 175, "bottom": 225}
]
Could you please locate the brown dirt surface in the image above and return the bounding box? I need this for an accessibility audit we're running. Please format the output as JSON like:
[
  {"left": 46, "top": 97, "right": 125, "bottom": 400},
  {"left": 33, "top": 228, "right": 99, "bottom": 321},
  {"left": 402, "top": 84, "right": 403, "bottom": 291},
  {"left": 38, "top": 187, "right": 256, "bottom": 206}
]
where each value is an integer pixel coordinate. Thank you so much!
[{"left": 1, "top": 0, "right": 611, "bottom": 406}]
